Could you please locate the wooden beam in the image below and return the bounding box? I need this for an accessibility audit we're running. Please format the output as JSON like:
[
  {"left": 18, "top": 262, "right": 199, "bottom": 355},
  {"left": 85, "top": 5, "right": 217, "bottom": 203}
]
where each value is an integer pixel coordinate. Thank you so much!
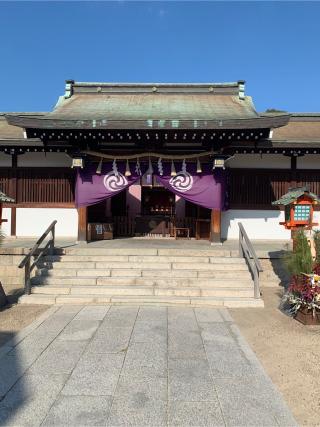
[
  {"left": 291, "top": 155, "right": 297, "bottom": 171},
  {"left": 11, "top": 154, "right": 17, "bottom": 237},
  {"left": 77, "top": 207, "right": 87, "bottom": 242},
  {"left": 210, "top": 209, "right": 221, "bottom": 243},
  {"left": 11, "top": 207, "right": 16, "bottom": 237}
]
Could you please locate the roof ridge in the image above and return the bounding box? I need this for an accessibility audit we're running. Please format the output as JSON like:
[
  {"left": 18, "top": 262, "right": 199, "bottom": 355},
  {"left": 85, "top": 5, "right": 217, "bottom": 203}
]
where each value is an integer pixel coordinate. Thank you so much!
[{"left": 69, "top": 81, "right": 244, "bottom": 87}]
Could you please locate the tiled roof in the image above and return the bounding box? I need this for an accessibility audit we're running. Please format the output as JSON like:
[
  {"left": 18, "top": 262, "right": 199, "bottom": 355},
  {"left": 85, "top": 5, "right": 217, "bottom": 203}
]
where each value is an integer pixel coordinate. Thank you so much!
[
  {"left": 4, "top": 80, "right": 290, "bottom": 130},
  {"left": 0, "top": 115, "right": 24, "bottom": 139},
  {"left": 272, "top": 187, "right": 320, "bottom": 206},
  {"left": 0, "top": 113, "right": 45, "bottom": 141},
  {"left": 272, "top": 114, "right": 320, "bottom": 142},
  {"left": 48, "top": 93, "right": 258, "bottom": 121}
]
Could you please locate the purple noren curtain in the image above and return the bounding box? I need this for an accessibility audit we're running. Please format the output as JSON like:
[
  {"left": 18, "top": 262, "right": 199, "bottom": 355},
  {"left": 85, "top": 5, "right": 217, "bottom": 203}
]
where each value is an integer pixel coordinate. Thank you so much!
[
  {"left": 75, "top": 163, "right": 146, "bottom": 208},
  {"left": 155, "top": 163, "right": 226, "bottom": 210},
  {"left": 75, "top": 162, "right": 227, "bottom": 210}
]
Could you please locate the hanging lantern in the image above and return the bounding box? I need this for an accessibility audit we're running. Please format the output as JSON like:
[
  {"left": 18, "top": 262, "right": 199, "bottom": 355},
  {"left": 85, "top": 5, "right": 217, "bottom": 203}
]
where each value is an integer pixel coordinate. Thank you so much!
[
  {"left": 71, "top": 157, "right": 84, "bottom": 169},
  {"left": 96, "top": 158, "right": 103, "bottom": 175},
  {"left": 171, "top": 160, "right": 177, "bottom": 177},
  {"left": 125, "top": 159, "right": 131, "bottom": 177},
  {"left": 212, "top": 156, "right": 226, "bottom": 170},
  {"left": 196, "top": 158, "right": 202, "bottom": 174}
]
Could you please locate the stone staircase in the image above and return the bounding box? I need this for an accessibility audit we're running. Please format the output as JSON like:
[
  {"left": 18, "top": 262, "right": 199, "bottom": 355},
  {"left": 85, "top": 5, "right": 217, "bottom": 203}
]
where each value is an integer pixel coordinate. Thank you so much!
[{"left": 18, "top": 247, "right": 264, "bottom": 307}]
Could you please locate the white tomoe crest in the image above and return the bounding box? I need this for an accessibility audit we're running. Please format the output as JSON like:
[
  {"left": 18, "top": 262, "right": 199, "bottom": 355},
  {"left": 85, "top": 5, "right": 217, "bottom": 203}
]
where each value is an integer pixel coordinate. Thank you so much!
[
  {"left": 169, "top": 171, "right": 193, "bottom": 192},
  {"left": 103, "top": 171, "right": 128, "bottom": 192}
]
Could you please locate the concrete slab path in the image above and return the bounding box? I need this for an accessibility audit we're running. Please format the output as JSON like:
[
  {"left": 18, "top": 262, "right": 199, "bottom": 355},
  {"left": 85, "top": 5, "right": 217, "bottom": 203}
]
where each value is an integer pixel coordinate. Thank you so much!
[{"left": 0, "top": 305, "right": 297, "bottom": 426}]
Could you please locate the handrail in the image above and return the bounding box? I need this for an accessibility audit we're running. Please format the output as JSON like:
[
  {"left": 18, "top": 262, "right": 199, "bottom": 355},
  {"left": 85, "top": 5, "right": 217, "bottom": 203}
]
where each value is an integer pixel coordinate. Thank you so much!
[
  {"left": 18, "top": 220, "right": 57, "bottom": 295},
  {"left": 238, "top": 222, "right": 263, "bottom": 299}
]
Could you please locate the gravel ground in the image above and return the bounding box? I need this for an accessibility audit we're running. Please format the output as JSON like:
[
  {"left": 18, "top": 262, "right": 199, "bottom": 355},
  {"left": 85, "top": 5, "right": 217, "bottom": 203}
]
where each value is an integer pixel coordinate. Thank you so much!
[
  {"left": 231, "top": 287, "right": 320, "bottom": 427},
  {"left": 0, "top": 303, "right": 49, "bottom": 347}
]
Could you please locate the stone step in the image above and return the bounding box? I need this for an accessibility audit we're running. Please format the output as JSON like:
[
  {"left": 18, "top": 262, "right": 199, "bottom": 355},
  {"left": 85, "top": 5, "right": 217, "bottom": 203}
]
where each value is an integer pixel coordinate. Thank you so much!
[
  {"left": 42, "top": 261, "right": 248, "bottom": 271},
  {"left": 43, "top": 255, "right": 245, "bottom": 264},
  {"left": 32, "top": 275, "right": 252, "bottom": 287},
  {"left": 38, "top": 268, "right": 251, "bottom": 280},
  {"left": 100, "top": 277, "right": 253, "bottom": 287},
  {"left": 19, "top": 293, "right": 264, "bottom": 307},
  {"left": 171, "top": 263, "right": 248, "bottom": 271},
  {"left": 61, "top": 247, "right": 236, "bottom": 257},
  {"left": 31, "top": 285, "right": 253, "bottom": 298}
]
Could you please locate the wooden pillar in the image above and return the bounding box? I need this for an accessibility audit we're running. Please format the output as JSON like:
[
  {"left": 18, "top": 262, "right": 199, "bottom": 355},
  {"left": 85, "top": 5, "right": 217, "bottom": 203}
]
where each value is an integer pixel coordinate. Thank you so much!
[
  {"left": 11, "top": 153, "right": 17, "bottom": 237},
  {"left": 11, "top": 207, "right": 16, "bottom": 237},
  {"left": 291, "top": 155, "right": 297, "bottom": 185},
  {"left": 210, "top": 209, "right": 221, "bottom": 243},
  {"left": 77, "top": 207, "right": 87, "bottom": 242}
]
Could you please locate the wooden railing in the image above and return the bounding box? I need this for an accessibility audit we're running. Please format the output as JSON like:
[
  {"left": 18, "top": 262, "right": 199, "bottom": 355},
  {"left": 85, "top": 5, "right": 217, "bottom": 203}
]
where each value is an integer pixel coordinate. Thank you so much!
[
  {"left": 18, "top": 221, "right": 57, "bottom": 295},
  {"left": 238, "top": 222, "right": 263, "bottom": 299}
]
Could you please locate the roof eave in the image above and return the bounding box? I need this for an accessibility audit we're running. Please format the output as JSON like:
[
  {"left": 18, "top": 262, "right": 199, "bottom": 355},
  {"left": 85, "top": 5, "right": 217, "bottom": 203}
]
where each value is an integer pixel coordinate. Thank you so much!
[{"left": 5, "top": 114, "right": 290, "bottom": 131}]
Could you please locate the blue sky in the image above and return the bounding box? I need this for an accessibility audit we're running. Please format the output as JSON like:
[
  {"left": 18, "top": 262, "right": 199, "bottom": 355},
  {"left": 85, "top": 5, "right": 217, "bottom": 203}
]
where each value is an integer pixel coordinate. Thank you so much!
[{"left": 1, "top": 1, "right": 319, "bottom": 113}]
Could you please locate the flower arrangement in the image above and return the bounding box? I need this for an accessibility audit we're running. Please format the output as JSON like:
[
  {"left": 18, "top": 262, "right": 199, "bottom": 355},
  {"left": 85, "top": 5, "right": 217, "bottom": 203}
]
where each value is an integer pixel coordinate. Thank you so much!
[
  {"left": 282, "top": 273, "right": 320, "bottom": 317},
  {"left": 281, "top": 229, "right": 320, "bottom": 323}
]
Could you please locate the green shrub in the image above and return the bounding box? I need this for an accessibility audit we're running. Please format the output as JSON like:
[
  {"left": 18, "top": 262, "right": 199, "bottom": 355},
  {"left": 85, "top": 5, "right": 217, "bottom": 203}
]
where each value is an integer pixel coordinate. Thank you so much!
[
  {"left": 286, "top": 229, "right": 313, "bottom": 276},
  {"left": 313, "top": 229, "right": 320, "bottom": 265}
]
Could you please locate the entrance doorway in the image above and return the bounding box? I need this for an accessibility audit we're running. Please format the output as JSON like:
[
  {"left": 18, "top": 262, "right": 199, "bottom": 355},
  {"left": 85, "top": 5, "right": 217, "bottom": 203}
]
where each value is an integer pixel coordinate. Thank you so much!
[
  {"left": 134, "top": 188, "right": 174, "bottom": 237},
  {"left": 185, "top": 201, "right": 211, "bottom": 240},
  {"left": 85, "top": 186, "right": 213, "bottom": 240}
]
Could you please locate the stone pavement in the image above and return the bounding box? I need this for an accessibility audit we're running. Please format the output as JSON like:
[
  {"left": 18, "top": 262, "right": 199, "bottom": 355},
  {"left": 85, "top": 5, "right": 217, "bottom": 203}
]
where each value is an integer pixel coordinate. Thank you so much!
[{"left": 0, "top": 305, "right": 297, "bottom": 426}]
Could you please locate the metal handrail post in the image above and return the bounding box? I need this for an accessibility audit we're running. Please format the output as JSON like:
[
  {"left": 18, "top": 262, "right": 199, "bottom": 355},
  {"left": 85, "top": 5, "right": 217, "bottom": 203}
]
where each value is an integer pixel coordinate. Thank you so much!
[
  {"left": 49, "top": 224, "right": 55, "bottom": 256},
  {"left": 19, "top": 220, "right": 57, "bottom": 295},
  {"left": 25, "top": 258, "right": 31, "bottom": 295},
  {"left": 238, "top": 222, "right": 263, "bottom": 299},
  {"left": 239, "top": 228, "right": 244, "bottom": 257},
  {"left": 253, "top": 264, "right": 260, "bottom": 299}
]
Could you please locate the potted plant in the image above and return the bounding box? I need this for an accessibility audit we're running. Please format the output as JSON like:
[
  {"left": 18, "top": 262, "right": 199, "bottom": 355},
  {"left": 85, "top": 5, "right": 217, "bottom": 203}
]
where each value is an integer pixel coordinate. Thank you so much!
[
  {"left": 282, "top": 229, "right": 320, "bottom": 324},
  {"left": 282, "top": 274, "right": 320, "bottom": 325}
]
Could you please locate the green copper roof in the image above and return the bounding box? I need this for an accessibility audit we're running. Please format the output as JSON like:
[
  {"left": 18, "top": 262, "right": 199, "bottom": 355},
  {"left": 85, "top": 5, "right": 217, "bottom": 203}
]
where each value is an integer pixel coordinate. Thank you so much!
[
  {"left": 4, "top": 80, "right": 290, "bottom": 131},
  {"left": 272, "top": 187, "right": 320, "bottom": 206}
]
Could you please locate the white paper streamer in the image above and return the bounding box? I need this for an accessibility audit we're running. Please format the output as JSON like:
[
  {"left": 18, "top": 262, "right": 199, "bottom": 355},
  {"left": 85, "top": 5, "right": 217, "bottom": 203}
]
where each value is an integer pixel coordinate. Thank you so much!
[
  {"left": 135, "top": 158, "right": 142, "bottom": 176},
  {"left": 112, "top": 159, "right": 119, "bottom": 177},
  {"left": 157, "top": 157, "right": 163, "bottom": 176},
  {"left": 182, "top": 159, "right": 187, "bottom": 173},
  {"left": 147, "top": 157, "right": 154, "bottom": 175}
]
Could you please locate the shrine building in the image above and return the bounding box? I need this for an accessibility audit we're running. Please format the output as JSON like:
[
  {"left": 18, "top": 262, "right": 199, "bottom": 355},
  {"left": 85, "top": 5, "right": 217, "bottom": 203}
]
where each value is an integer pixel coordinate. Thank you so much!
[{"left": 0, "top": 79, "right": 320, "bottom": 242}]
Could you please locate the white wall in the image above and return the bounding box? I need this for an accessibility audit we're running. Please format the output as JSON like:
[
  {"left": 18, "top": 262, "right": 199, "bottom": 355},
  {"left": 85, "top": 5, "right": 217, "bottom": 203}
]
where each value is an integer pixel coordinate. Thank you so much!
[
  {"left": 228, "top": 154, "right": 290, "bottom": 169},
  {"left": 18, "top": 152, "right": 71, "bottom": 167},
  {"left": 297, "top": 155, "right": 320, "bottom": 169},
  {"left": 16, "top": 208, "right": 78, "bottom": 238},
  {"left": 222, "top": 209, "right": 291, "bottom": 240},
  {"left": 1, "top": 208, "right": 11, "bottom": 237}
]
